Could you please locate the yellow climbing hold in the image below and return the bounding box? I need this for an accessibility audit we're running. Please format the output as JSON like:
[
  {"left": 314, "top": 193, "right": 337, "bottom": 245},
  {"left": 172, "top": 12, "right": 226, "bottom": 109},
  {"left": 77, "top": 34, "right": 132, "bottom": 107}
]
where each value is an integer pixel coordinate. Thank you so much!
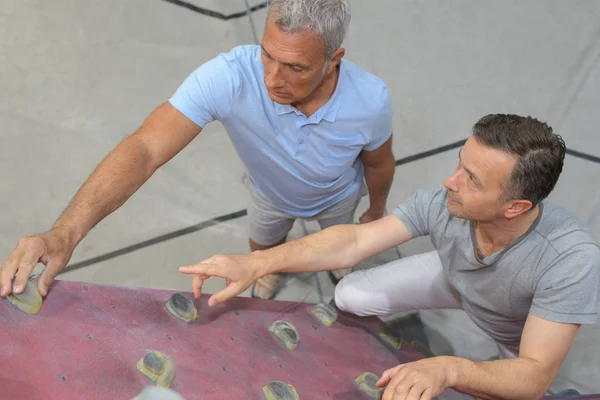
[
  {"left": 165, "top": 293, "right": 197, "bottom": 323},
  {"left": 137, "top": 351, "right": 176, "bottom": 388},
  {"left": 355, "top": 372, "right": 383, "bottom": 399},
  {"left": 310, "top": 303, "right": 338, "bottom": 327},
  {"left": 269, "top": 320, "right": 300, "bottom": 351},
  {"left": 263, "top": 380, "right": 300, "bottom": 400},
  {"left": 7, "top": 278, "right": 42, "bottom": 315}
]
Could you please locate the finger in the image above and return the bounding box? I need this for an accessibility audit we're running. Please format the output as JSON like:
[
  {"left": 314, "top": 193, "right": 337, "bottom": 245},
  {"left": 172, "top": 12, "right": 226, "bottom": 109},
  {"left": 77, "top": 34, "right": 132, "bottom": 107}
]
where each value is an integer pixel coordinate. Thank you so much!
[
  {"left": 0, "top": 246, "right": 27, "bottom": 297},
  {"left": 419, "top": 388, "right": 433, "bottom": 400},
  {"left": 179, "top": 262, "right": 229, "bottom": 279},
  {"left": 37, "top": 258, "right": 64, "bottom": 297},
  {"left": 208, "top": 282, "right": 246, "bottom": 307},
  {"left": 382, "top": 369, "right": 409, "bottom": 400},
  {"left": 406, "top": 384, "right": 426, "bottom": 400},
  {"left": 377, "top": 366, "right": 401, "bottom": 387},
  {"left": 385, "top": 381, "right": 412, "bottom": 400},
  {"left": 12, "top": 246, "right": 43, "bottom": 294},
  {"left": 192, "top": 275, "right": 205, "bottom": 299},
  {"left": 0, "top": 261, "right": 17, "bottom": 297}
]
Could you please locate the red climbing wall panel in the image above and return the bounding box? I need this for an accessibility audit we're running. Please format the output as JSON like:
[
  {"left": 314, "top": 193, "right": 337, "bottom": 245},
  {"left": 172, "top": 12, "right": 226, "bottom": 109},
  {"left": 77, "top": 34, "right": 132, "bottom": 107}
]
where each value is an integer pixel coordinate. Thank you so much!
[{"left": 1, "top": 279, "right": 597, "bottom": 400}]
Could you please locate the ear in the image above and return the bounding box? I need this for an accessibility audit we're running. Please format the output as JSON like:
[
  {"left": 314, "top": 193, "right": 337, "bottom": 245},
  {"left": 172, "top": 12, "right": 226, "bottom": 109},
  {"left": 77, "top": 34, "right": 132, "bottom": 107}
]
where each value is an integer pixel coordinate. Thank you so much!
[
  {"left": 504, "top": 200, "right": 533, "bottom": 219},
  {"left": 326, "top": 48, "right": 345, "bottom": 73}
]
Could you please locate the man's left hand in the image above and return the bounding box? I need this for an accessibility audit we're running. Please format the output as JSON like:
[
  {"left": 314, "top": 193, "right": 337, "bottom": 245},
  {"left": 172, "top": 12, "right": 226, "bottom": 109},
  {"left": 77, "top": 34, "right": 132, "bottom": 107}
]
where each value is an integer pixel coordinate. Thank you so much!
[
  {"left": 359, "top": 208, "right": 385, "bottom": 224},
  {"left": 377, "top": 357, "right": 457, "bottom": 400}
]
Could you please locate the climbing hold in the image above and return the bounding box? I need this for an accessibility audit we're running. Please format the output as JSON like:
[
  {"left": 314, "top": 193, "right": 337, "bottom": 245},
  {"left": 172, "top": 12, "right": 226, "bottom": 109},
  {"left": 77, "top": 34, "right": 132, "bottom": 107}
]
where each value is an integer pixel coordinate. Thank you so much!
[
  {"left": 378, "top": 325, "right": 403, "bottom": 351},
  {"left": 133, "top": 386, "right": 185, "bottom": 400},
  {"left": 263, "top": 380, "right": 300, "bottom": 400},
  {"left": 310, "top": 303, "right": 338, "bottom": 327},
  {"left": 137, "top": 351, "right": 176, "bottom": 388},
  {"left": 355, "top": 372, "right": 383, "bottom": 399},
  {"left": 269, "top": 320, "right": 300, "bottom": 350},
  {"left": 165, "top": 293, "right": 197, "bottom": 323},
  {"left": 7, "top": 278, "right": 43, "bottom": 315}
]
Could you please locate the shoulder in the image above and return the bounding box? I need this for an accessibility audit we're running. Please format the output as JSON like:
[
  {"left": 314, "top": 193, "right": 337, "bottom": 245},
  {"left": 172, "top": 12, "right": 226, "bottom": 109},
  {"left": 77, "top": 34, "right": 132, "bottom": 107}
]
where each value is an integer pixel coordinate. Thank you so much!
[
  {"left": 185, "top": 45, "right": 260, "bottom": 82},
  {"left": 531, "top": 203, "right": 600, "bottom": 285},
  {"left": 218, "top": 44, "right": 261, "bottom": 64},
  {"left": 534, "top": 203, "right": 600, "bottom": 254},
  {"left": 338, "top": 59, "right": 391, "bottom": 117}
]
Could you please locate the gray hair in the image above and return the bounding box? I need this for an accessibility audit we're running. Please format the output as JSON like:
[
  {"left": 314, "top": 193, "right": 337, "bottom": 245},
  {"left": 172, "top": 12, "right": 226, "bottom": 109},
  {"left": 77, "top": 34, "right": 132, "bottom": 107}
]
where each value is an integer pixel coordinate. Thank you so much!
[{"left": 267, "top": 0, "right": 351, "bottom": 58}]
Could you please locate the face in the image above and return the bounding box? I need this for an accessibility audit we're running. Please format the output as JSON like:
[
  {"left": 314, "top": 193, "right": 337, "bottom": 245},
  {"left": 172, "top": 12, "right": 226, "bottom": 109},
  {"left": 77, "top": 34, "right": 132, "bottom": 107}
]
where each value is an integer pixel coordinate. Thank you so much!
[
  {"left": 260, "top": 16, "right": 343, "bottom": 105},
  {"left": 443, "top": 137, "right": 521, "bottom": 222}
]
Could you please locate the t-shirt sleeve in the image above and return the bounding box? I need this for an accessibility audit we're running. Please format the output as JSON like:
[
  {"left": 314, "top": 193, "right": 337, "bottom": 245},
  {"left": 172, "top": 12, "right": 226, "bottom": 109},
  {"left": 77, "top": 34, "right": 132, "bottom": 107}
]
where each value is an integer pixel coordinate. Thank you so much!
[
  {"left": 363, "top": 87, "right": 393, "bottom": 151},
  {"left": 391, "top": 187, "right": 448, "bottom": 238},
  {"left": 168, "top": 53, "right": 241, "bottom": 128},
  {"left": 530, "top": 244, "right": 600, "bottom": 324}
]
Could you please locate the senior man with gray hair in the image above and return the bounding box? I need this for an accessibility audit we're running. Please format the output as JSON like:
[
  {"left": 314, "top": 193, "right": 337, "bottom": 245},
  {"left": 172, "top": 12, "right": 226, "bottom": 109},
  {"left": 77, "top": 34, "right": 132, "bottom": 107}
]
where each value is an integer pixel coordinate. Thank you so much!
[{"left": 0, "top": 0, "right": 396, "bottom": 301}]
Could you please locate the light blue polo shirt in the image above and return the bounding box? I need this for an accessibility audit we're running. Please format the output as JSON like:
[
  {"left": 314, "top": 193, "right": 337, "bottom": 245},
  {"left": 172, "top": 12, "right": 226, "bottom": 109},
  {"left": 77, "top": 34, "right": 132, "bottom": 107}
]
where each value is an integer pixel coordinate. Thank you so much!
[{"left": 169, "top": 45, "right": 393, "bottom": 217}]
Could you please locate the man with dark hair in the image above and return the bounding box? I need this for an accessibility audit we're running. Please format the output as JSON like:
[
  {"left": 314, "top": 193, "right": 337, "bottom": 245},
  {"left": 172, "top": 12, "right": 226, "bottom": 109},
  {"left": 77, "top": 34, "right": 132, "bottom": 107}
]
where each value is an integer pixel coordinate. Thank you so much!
[{"left": 180, "top": 114, "right": 600, "bottom": 399}]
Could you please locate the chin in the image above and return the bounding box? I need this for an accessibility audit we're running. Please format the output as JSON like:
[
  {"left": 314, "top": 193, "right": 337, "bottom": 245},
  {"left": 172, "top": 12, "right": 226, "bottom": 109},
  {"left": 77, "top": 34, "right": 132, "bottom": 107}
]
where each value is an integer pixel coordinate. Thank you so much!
[
  {"left": 267, "top": 90, "right": 296, "bottom": 105},
  {"left": 447, "top": 202, "right": 466, "bottom": 219}
]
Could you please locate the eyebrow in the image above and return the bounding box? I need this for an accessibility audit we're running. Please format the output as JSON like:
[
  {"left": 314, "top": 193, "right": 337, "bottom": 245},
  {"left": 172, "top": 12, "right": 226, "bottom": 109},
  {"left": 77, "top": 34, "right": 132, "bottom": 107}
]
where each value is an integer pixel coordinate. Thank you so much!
[
  {"left": 458, "top": 149, "right": 482, "bottom": 185},
  {"left": 260, "top": 45, "right": 310, "bottom": 70}
]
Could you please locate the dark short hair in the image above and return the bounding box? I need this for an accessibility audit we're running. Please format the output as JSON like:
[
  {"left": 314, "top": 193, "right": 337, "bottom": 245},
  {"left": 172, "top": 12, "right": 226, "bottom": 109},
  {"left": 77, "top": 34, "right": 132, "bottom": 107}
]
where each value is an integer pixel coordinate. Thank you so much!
[{"left": 472, "top": 114, "right": 566, "bottom": 206}]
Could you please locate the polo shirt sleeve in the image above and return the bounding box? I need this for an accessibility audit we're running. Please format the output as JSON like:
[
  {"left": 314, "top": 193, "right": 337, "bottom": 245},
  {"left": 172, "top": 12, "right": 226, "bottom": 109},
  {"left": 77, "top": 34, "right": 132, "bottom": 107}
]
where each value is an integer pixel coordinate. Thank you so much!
[
  {"left": 168, "top": 52, "right": 241, "bottom": 128},
  {"left": 363, "top": 87, "right": 393, "bottom": 151},
  {"left": 530, "top": 243, "right": 600, "bottom": 324}
]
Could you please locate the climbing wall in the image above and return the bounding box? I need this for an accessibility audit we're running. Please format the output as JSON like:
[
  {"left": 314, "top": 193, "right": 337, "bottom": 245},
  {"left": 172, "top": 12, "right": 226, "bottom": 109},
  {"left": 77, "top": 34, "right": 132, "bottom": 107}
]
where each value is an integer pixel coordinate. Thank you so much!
[
  {"left": 1, "top": 279, "right": 598, "bottom": 400},
  {"left": 0, "top": 279, "right": 460, "bottom": 399}
]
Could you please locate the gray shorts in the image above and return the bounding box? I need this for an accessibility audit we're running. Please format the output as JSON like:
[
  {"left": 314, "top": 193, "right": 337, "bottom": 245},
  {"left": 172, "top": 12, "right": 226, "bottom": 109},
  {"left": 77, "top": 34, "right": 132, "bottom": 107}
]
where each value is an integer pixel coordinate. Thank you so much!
[{"left": 244, "top": 175, "right": 367, "bottom": 246}]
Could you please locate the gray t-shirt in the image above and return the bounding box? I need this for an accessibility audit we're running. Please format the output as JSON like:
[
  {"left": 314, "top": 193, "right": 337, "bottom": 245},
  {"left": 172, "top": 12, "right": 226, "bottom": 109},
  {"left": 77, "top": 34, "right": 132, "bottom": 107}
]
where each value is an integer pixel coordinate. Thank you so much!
[{"left": 392, "top": 186, "right": 600, "bottom": 352}]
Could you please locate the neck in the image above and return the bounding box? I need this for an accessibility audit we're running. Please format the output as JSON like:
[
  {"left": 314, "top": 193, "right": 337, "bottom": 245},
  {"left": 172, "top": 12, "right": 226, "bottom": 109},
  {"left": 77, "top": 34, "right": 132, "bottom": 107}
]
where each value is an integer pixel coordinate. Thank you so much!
[
  {"left": 475, "top": 205, "right": 540, "bottom": 250},
  {"left": 293, "top": 64, "right": 339, "bottom": 117}
]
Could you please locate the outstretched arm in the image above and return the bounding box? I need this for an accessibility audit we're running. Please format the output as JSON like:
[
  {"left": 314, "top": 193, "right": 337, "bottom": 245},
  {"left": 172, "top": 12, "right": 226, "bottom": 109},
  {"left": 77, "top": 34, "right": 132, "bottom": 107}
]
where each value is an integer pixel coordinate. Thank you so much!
[
  {"left": 0, "top": 102, "right": 202, "bottom": 296},
  {"left": 179, "top": 214, "right": 412, "bottom": 305}
]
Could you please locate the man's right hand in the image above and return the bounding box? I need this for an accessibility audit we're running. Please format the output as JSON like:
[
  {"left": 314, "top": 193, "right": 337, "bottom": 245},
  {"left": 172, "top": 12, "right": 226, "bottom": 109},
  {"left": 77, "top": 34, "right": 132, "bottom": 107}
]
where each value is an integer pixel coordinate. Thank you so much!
[
  {"left": 0, "top": 229, "right": 76, "bottom": 298},
  {"left": 179, "top": 253, "right": 265, "bottom": 307}
]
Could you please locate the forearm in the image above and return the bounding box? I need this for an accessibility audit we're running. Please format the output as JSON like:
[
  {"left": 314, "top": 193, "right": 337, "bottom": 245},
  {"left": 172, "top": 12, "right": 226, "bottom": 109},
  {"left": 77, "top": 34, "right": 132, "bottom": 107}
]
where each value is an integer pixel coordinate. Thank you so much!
[
  {"left": 52, "top": 135, "right": 157, "bottom": 245},
  {"left": 363, "top": 155, "right": 395, "bottom": 212},
  {"left": 450, "top": 357, "right": 551, "bottom": 400},
  {"left": 256, "top": 224, "right": 361, "bottom": 275}
]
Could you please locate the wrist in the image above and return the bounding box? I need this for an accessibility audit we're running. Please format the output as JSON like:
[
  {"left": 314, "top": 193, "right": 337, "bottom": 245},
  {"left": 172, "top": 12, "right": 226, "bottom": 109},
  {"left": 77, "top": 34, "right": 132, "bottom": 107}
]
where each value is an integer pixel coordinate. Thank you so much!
[
  {"left": 49, "top": 224, "right": 82, "bottom": 250},
  {"left": 367, "top": 205, "right": 385, "bottom": 216},
  {"left": 250, "top": 250, "right": 277, "bottom": 277},
  {"left": 442, "top": 356, "right": 463, "bottom": 388}
]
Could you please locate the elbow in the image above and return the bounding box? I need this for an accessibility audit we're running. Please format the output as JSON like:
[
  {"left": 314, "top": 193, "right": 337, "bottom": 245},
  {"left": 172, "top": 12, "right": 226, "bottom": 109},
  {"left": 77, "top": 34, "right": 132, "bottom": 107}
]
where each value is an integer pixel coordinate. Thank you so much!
[
  {"left": 124, "top": 134, "right": 161, "bottom": 174},
  {"left": 526, "top": 363, "right": 555, "bottom": 400}
]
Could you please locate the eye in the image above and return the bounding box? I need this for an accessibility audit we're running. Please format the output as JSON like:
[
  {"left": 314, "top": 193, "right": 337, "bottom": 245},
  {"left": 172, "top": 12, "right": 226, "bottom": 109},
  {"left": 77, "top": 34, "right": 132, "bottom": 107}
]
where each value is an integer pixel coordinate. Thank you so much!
[{"left": 291, "top": 65, "right": 304, "bottom": 73}]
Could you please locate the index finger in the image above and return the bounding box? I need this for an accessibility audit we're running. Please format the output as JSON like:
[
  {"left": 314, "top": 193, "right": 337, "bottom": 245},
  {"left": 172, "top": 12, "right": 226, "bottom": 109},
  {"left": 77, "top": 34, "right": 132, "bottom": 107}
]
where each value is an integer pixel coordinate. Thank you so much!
[
  {"left": 0, "top": 260, "right": 17, "bottom": 297},
  {"left": 179, "top": 262, "right": 229, "bottom": 279},
  {"left": 0, "top": 249, "right": 24, "bottom": 297}
]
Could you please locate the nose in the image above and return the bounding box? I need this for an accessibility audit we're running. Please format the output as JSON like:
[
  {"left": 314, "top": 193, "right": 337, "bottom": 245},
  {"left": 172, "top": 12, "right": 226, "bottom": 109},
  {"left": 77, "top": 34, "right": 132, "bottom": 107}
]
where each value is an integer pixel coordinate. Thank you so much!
[
  {"left": 443, "top": 169, "right": 459, "bottom": 192},
  {"left": 264, "top": 64, "right": 285, "bottom": 89}
]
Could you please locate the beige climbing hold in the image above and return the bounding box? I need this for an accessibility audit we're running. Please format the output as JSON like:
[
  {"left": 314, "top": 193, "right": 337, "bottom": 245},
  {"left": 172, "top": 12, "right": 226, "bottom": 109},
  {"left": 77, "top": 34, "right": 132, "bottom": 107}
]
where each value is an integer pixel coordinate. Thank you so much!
[
  {"left": 355, "top": 372, "right": 383, "bottom": 399},
  {"left": 310, "top": 303, "right": 338, "bottom": 327},
  {"left": 269, "top": 320, "right": 300, "bottom": 350},
  {"left": 7, "top": 278, "right": 42, "bottom": 315},
  {"left": 165, "top": 293, "right": 197, "bottom": 323},
  {"left": 137, "top": 351, "right": 176, "bottom": 388},
  {"left": 263, "top": 380, "right": 300, "bottom": 400},
  {"left": 378, "top": 328, "right": 403, "bottom": 351}
]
